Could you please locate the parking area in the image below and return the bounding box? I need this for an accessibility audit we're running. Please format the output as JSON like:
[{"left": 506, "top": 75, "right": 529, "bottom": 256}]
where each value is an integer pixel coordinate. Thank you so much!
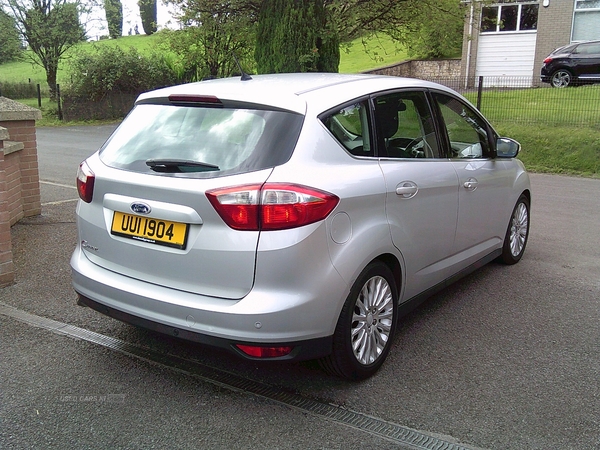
[{"left": 0, "top": 126, "right": 599, "bottom": 449}]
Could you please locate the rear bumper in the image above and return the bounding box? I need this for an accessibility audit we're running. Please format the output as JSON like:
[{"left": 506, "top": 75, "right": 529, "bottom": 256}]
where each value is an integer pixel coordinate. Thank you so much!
[
  {"left": 76, "top": 293, "right": 332, "bottom": 361},
  {"left": 71, "top": 245, "right": 344, "bottom": 362}
]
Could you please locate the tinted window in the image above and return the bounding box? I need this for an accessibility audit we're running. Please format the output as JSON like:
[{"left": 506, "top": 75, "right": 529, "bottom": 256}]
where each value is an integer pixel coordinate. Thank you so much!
[
  {"left": 100, "top": 104, "right": 303, "bottom": 177},
  {"left": 520, "top": 4, "right": 539, "bottom": 30},
  {"left": 321, "top": 100, "right": 372, "bottom": 157},
  {"left": 434, "top": 93, "right": 491, "bottom": 159},
  {"left": 575, "top": 43, "right": 600, "bottom": 54},
  {"left": 373, "top": 91, "right": 440, "bottom": 158},
  {"left": 500, "top": 5, "right": 518, "bottom": 31},
  {"left": 481, "top": 6, "right": 498, "bottom": 32},
  {"left": 482, "top": 4, "right": 538, "bottom": 32}
]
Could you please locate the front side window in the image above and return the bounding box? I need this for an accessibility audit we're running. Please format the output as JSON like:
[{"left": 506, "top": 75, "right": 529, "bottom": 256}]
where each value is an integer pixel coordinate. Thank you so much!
[
  {"left": 373, "top": 91, "right": 440, "bottom": 159},
  {"left": 100, "top": 103, "right": 303, "bottom": 176},
  {"left": 433, "top": 93, "right": 491, "bottom": 159}
]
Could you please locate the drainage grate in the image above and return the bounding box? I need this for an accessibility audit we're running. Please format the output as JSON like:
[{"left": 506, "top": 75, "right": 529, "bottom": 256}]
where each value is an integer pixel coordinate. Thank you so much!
[{"left": 1, "top": 302, "right": 480, "bottom": 450}]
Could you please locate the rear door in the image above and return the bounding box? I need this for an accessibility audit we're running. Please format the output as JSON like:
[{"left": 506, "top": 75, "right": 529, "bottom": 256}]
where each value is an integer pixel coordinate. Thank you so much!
[{"left": 373, "top": 91, "right": 459, "bottom": 300}]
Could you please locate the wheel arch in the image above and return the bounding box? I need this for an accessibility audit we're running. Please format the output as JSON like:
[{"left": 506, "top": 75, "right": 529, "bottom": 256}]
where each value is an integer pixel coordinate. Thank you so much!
[
  {"left": 373, "top": 253, "right": 403, "bottom": 300},
  {"left": 520, "top": 188, "right": 531, "bottom": 207}
]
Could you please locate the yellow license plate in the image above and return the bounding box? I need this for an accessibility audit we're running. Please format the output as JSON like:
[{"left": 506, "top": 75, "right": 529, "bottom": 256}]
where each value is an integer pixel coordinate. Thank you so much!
[{"left": 111, "top": 211, "right": 189, "bottom": 249}]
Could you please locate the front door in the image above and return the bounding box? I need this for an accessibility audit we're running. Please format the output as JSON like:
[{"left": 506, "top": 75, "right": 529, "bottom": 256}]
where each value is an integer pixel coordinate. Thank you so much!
[{"left": 432, "top": 92, "right": 512, "bottom": 269}]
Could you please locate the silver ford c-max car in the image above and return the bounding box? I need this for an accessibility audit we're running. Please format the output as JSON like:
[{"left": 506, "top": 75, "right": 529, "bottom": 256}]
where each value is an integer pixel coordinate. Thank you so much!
[{"left": 71, "top": 73, "right": 530, "bottom": 380}]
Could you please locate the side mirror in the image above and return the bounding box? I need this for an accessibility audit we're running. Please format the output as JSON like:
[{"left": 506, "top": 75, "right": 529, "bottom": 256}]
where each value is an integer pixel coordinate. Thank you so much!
[{"left": 496, "top": 137, "right": 521, "bottom": 158}]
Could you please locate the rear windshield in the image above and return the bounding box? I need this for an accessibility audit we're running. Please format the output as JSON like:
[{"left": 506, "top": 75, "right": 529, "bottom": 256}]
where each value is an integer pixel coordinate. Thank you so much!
[{"left": 99, "top": 103, "right": 304, "bottom": 177}]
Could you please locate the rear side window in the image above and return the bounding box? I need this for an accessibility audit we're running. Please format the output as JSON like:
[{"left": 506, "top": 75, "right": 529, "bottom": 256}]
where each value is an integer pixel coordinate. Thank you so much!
[
  {"left": 100, "top": 104, "right": 303, "bottom": 177},
  {"left": 321, "top": 100, "right": 373, "bottom": 157},
  {"left": 575, "top": 43, "right": 600, "bottom": 55}
]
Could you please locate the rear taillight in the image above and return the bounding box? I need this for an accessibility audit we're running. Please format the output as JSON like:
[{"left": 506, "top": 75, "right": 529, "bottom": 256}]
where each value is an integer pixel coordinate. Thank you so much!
[
  {"left": 206, "top": 183, "right": 339, "bottom": 231},
  {"left": 543, "top": 57, "right": 553, "bottom": 64},
  {"left": 77, "top": 161, "right": 95, "bottom": 203}
]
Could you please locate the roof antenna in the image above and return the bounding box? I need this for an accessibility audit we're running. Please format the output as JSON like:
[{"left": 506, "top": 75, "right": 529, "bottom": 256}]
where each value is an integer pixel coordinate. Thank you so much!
[{"left": 233, "top": 53, "right": 253, "bottom": 81}]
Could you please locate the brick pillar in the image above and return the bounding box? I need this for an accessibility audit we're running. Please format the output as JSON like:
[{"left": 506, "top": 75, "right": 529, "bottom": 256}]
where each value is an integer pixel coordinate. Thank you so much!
[
  {"left": 0, "top": 98, "right": 42, "bottom": 286},
  {"left": 0, "top": 127, "right": 15, "bottom": 286}
]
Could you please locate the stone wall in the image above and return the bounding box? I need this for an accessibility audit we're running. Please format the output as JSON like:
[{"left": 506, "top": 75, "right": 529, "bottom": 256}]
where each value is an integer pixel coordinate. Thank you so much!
[
  {"left": 0, "top": 97, "right": 42, "bottom": 286},
  {"left": 363, "top": 59, "right": 461, "bottom": 79}
]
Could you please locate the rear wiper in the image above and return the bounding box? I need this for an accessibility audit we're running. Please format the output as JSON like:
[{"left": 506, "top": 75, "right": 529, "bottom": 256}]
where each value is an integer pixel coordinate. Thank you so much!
[{"left": 146, "top": 159, "right": 220, "bottom": 173}]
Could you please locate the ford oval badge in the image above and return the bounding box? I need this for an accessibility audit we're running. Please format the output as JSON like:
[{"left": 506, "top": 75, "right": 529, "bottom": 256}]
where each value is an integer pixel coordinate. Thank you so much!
[{"left": 131, "top": 202, "right": 151, "bottom": 214}]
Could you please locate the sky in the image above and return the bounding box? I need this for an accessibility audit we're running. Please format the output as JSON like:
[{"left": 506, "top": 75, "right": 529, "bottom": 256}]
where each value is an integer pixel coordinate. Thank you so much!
[{"left": 85, "top": 0, "right": 179, "bottom": 40}]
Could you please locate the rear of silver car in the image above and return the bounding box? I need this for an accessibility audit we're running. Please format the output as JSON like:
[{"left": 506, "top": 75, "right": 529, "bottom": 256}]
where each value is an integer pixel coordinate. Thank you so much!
[
  {"left": 72, "top": 74, "right": 531, "bottom": 379},
  {"left": 71, "top": 88, "right": 347, "bottom": 360}
]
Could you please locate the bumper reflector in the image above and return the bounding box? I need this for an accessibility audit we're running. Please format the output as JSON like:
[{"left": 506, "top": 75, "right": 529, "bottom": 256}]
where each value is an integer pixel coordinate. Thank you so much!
[{"left": 235, "top": 344, "right": 294, "bottom": 358}]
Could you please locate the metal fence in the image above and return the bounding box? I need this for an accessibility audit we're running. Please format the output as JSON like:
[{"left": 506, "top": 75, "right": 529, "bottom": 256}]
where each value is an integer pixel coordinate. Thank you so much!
[
  {"left": 424, "top": 76, "right": 600, "bottom": 128},
  {"left": 1, "top": 76, "right": 599, "bottom": 127}
]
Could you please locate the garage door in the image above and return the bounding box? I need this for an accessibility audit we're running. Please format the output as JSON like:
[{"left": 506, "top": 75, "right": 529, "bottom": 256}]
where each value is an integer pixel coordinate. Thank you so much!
[{"left": 476, "top": 33, "right": 537, "bottom": 86}]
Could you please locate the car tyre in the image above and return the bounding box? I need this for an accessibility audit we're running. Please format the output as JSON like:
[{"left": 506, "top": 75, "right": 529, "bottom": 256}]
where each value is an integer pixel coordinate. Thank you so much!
[
  {"left": 550, "top": 69, "right": 572, "bottom": 88},
  {"left": 320, "top": 261, "right": 397, "bottom": 380},
  {"left": 499, "top": 194, "right": 530, "bottom": 265}
]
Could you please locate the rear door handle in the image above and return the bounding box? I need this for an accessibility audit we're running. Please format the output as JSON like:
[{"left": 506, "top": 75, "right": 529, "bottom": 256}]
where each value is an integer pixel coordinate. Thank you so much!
[{"left": 396, "top": 182, "right": 418, "bottom": 198}]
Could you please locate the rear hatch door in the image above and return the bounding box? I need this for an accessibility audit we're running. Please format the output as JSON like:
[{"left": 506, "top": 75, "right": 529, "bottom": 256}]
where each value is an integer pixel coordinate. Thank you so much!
[{"left": 77, "top": 98, "right": 304, "bottom": 299}]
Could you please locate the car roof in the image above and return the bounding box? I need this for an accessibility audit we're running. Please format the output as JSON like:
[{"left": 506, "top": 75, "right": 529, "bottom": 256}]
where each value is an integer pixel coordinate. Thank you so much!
[{"left": 136, "top": 73, "right": 454, "bottom": 115}]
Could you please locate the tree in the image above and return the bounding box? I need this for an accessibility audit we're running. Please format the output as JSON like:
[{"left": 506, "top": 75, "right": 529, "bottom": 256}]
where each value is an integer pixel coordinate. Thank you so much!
[
  {"left": 255, "top": 0, "right": 339, "bottom": 73},
  {"left": 160, "top": 0, "right": 256, "bottom": 80},
  {"left": 162, "top": 0, "right": 464, "bottom": 78},
  {"left": 138, "top": 0, "right": 156, "bottom": 35},
  {"left": 104, "top": 0, "right": 122, "bottom": 38},
  {"left": 404, "top": 6, "right": 464, "bottom": 59},
  {"left": 325, "top": 0, "right": 464, "bottom": 58},
  {"left": 0, "top": 8, "right": 22, "bottom": 63},
  {"left": 2, "top": 0, "right": 86, "bottom": 97}
]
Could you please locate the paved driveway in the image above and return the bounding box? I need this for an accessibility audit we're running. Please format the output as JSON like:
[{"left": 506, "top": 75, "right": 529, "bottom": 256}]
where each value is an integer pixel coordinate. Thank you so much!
[{"left": 0, "top": 125, "right": 598, "bottom": 449}]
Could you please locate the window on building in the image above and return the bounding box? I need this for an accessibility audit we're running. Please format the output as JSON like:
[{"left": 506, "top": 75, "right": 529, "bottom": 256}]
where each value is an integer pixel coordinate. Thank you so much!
[
  {"left": 573, "top": 0, "right": 600, "bottom": 41},
  {"left": 481, "top": 2, "right": 539, "bottom": 33}
]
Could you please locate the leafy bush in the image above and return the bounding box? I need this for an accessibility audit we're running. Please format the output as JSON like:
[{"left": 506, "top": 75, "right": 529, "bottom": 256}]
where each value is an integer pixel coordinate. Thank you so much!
[
  {"left": 65, "top": 45, "right": 178, "bottom": 101},
  {"left": 0, "top": 81, "right": 46, "bottom": 99},
  {"left": 61, "top": 45, "right": 178, "bottom": 120}
]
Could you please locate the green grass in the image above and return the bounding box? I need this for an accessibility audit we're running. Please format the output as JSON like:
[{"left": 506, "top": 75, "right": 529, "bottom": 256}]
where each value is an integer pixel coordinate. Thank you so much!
[
  {"left": 0, "top": 33, "right": 165, "bottom": 85},
  {"left": 463, "top": 85, "right": 600, "bottom": 128},
  {"left": 463, "top": 85, "right": 600, "bottom": 178},
  {"left": 495, "top": 123, "right": 600, "bottom": 178},
  {"left": 0, "top": 58, "right": 49, "bottom": 85},
  {"left": 339, "top": 34, "right": 408, "bottom": 73}
]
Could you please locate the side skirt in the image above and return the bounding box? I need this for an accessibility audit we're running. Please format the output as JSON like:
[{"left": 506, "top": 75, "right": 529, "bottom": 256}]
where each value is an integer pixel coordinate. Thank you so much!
[{"left": 397, "top": 249, "right": 502, "bottom": 318}]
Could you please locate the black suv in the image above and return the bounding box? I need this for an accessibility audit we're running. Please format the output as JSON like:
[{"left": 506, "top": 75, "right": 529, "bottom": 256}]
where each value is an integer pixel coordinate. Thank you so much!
[{"left": 541, "top": 40, "right": 600, "bottom": 88}]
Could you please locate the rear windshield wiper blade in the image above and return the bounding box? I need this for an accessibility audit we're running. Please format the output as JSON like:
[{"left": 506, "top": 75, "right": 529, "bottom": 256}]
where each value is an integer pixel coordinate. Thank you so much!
[{"left": 146, "top": 159, "right": 220, "bottom": 173}]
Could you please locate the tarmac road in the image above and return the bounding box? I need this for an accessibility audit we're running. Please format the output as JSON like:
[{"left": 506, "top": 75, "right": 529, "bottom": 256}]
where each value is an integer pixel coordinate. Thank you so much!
[{"left": 1, "top": 125, "right": 599, "bottom": 449}]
